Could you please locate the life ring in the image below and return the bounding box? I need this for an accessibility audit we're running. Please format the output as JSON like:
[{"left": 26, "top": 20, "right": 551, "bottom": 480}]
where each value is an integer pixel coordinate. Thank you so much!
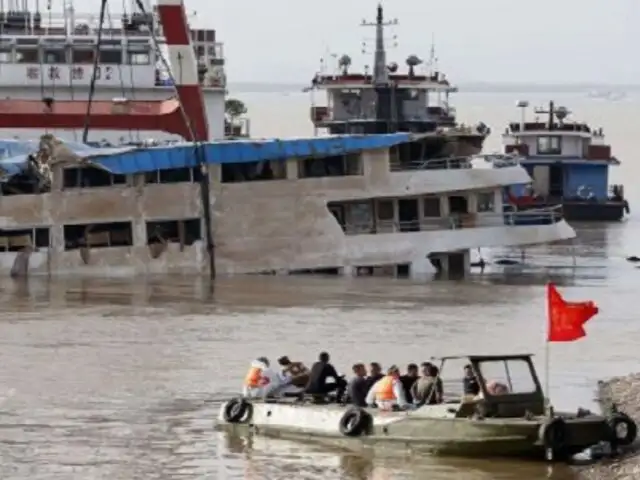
[
  {"left": 576, "top": 185, "right": 594, "bottom": 201},
  {"left": 608, "top": 412, "right": 637, "bottom": 446},
  {"left": 338, "top": 408, "right": 370, "bottom": 437},
  {"left": 223, "top": 397, "right": 253, "bottom": 423},
  {"left": 538, "top": 417, "right": 567, "bottom": 459}
]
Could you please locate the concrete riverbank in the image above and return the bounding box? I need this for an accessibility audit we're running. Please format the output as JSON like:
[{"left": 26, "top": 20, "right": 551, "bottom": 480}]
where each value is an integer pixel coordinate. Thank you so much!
[{"left": 577, "top": 373, "right": 640, "bottom": 479}]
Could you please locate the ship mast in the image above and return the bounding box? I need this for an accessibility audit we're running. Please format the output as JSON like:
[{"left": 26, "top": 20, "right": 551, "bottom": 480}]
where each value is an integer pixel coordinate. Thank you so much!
[{"left": 361, "top": 3, "right": 398, "bottom": 133}]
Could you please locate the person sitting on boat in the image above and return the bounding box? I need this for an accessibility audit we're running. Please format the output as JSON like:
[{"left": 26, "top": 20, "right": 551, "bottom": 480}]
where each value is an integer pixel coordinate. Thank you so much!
[
  {"left": 305, "top": 351, "right": 347, "bottom": 402},
  {"left": 400, "top": 363, "right": 419, "bottom": 403},
  {"left": 485, "top": 380, "right": 510, "bottom": 396},
  {"left": 346, "top": 363, "right": 369, "bottom": 407},
  {"left": 463, "top": 364, "right": 480, "bottom": 398},
  {"left": 411, "top": 362, "right": 443, "bottom": 406},
  {"left": 243, "top": 357, "right": 280, "bottom": 398},
  {"left": 366, "top": 365, "right": 410, "bottom": 410},
  {"left": 365, "top": 362, "right": 384, "bottom": 391},
  {"left": 278, "top": 356, "right": 310, "bottom": 388}
]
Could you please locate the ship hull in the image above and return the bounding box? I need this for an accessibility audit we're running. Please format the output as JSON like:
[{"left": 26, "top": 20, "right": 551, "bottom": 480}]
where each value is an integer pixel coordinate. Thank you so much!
[{"left": 0, "top": 86, "right": 225, "bottom": 143}]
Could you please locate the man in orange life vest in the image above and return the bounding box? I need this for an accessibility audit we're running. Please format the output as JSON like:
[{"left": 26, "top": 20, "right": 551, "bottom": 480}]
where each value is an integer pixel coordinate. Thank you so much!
[
  {"left": 365, "top": 365, "right": 410, "bottom": 410},
  {"left": 242, "top": 357, "right": 280, "bottom": 398}
]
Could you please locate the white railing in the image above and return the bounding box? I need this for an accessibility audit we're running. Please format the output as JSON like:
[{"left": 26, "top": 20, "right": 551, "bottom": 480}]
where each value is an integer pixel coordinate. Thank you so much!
[
  {"left": 340, "top": 206, "right": 564, "bottom": 236},
  {"left": 390, "top": 156, "right": 472, "bottom": 171},
  {"left": 474, "top": 153, "right": 523, "bottom": 168}
]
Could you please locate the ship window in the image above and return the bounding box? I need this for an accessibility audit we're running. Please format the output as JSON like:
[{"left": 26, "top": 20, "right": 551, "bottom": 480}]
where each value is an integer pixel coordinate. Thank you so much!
[
  {"left": 16, "top": 47, "right": 39, "bottom": 63},
  {"left": 423, "top": 196, "right": 441, "bottom": 217},
  {"left": 298, "top": 153, "right": 362, "bottom": 179},
  {"left": 220, "top": 161, "right": 287, "bottom": 183},
  {"left": 145, "top": 218, "right": 202, "bottom": 246},
  {"left": 144, "top": 167, "right": 203, "bottom": 184},
  {"left": 43, "top": 48, "right": 67, "bottom": 64},
  {"left": 99, "top": 49, "right": 122, "bottom": 64},
  {"left": 376, "top": 200, "right": 394, "bottom": 220},
  {"left": 536, "top": 136, "right": 562, "bottom": 155},
  {"left": 128, "top": 51, "right": 150, "bottom": 65},
  {"left": 344, "top": 201, "right": 374, "bottom": 235},
  {"left": 476, "top": 192, "right": 495, "bottom": 213},
  {"left": 72, "top": 48, "right": 94, "bottom": 64},
  {"left": 0, "top": 227, "right": 50, "bottom": 252},
  {"left": 0, "top": 49, "right": 12, "bottom": 63},
  {"left": 476, "top": 359, "right": 538, "bottom": 395},
  {"left": 63, "top": 222, "right": 133, "bottom": 250},
  {"left": 62, "top": 166, "right": 127, "bottom": 189}
]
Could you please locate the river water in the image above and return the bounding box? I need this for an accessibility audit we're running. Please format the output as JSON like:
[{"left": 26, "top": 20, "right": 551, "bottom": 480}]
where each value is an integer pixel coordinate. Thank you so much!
[{"left": 1, "top": 91, "right": 639, "bottom": 479}]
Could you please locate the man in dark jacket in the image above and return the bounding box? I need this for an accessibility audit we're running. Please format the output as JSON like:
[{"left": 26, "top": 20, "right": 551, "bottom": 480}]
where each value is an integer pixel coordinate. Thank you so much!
[
  {"left": 365, "top": 362, "right": 384, "bottom": 391},
  {"left": 305, "top": 351, "right": 346, "bottom": 401},
  {"left": 346, "top": 363, "right": 368, "bottom": 407},
  {"left": 400, "top": 363, "right": 419, "bottom": 403}
]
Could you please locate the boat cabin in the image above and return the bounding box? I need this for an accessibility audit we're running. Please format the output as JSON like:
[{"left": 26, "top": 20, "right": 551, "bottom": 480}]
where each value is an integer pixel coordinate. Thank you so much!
[
  {"left": 0, "top": 6, "right": 225, "bottom": 90},
  {"left": 502, "top": 101, "right": 621, "bottom": 203},
  {"left": 310, "top": 61, "right": 459, "bottom": 135},
  {"left": 434, "top": 354, "right": 545, "bottom": 418}
]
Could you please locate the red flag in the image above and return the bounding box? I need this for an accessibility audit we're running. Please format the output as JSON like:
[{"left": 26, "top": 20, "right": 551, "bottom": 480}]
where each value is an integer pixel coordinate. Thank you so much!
[{"left": 547, "top": 283, "right": 598, "bottom": 342}]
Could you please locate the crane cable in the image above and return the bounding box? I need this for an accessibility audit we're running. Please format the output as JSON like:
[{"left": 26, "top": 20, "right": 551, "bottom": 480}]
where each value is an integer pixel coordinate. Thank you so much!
[
  {"left": 67, "top": 3, "right": 77, "bottom": 142},
  {"left": 81, "top": 0, "right": 108, "bottom": 144},
  {"left": 133, "top": 0, "right": 196, "bottom": 143},
  {"left": 121, "top": 0, "right": 141, "bottom": 144},
  {"left": 105, "top": 0, "right": 134, "bottom": 144}
]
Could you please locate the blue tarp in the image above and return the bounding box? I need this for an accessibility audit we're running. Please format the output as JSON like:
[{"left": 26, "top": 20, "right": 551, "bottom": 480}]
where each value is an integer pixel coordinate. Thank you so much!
[
  {"left": 0, "top": 134, "right": 411, "bottom": 179},
  {"left": 91, "top": 133, "right": 411, "bottom": 175}
]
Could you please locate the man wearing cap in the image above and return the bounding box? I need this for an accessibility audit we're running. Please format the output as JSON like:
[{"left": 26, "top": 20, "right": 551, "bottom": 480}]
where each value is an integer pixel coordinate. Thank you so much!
[{"left": 365, "top": 365, "right": 410, "bottom": 410}]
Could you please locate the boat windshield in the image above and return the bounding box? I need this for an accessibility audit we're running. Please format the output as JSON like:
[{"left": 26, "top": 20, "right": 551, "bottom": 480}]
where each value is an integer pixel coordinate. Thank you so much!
[{"left": 475, "top": 358, "right": 538, "bottom": 396}]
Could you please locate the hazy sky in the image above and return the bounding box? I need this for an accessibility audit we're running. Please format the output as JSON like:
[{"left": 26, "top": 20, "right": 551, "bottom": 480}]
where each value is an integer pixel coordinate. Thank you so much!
[
  {"left": 80, "top": 0, "right": 638, "bottom": 83},
  {"left": 206, "top": 0, "right": 638, "bottom": 84}
]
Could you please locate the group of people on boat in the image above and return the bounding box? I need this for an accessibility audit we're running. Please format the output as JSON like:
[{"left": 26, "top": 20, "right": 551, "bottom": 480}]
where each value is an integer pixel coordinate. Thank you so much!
[{"left": 242, "top": 352, "right": 510, "bottom": 410}]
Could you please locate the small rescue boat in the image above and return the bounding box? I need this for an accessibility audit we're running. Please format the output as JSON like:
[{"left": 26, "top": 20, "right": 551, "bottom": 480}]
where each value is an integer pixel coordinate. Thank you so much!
[{"left": 217, "top": 354, "right": 637, "bottom": 461}]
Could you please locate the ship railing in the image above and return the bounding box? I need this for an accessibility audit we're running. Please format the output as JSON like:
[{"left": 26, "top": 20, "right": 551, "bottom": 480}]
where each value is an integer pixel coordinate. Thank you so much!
[
  {"left": 390, "top": 156, "right": 472, "bottom": 171},
  {"left": 340, "top": 207, "right": 564, "bottom": 235},
  {"left": 475, "top": 153, "right": 523, "bottom": 168}
]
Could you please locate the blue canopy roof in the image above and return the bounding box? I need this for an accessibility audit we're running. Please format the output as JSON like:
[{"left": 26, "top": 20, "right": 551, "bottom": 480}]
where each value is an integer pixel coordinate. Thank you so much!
[
  {"left": 91, "top": 133, "right": 411, "bottom": 175},
  {"left": 0, "top": 133, "right": 411, "bottom": 180}
]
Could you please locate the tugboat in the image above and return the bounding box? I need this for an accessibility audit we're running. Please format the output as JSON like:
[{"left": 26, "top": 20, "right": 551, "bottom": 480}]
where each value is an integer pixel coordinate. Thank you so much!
[
  {"left": 502, "top": 101, "right": 629, "bottom": 222},
  {"left": 308, "top": 5, "right": 490, "bottom": 161}
]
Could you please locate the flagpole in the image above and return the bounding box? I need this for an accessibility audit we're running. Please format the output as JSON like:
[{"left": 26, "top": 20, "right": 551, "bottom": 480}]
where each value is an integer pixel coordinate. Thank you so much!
[
  {"left": 544, "top": 339, "right": 550, "bottom": 411},
  {"left": 544, "top": 283, "right": 550, "bottom": 413}
]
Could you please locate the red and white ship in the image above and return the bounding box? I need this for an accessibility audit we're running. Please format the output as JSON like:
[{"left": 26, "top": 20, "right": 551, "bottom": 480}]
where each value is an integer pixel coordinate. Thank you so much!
[{"left": 0, "top": 0, "right": 225, "bottom": 144}]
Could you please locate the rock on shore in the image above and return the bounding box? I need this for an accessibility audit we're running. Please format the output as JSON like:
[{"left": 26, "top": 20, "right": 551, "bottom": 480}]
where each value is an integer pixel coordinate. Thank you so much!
[{"left": 578, "top": 373, "right": 640, "bottom": 479}]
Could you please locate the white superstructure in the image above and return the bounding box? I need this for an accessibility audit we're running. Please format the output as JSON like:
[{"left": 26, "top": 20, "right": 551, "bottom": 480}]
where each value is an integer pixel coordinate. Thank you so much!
[{"left": 0, "top": 0, "right": 225, "bottom": 142}]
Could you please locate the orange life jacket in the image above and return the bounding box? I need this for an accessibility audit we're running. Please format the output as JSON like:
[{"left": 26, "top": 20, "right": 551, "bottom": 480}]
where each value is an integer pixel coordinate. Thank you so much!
[
  {"left": 375, "top": 375, "right": 397, "bottom": 401},
  {"left": 244, "top": 366, "right": 269, "bottom": 387}
]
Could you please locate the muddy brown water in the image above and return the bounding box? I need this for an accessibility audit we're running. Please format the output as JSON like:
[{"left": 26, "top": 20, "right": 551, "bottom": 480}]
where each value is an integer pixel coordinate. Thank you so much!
[{"left": 0, "top": 220, "right": 638, "bottom": 479}]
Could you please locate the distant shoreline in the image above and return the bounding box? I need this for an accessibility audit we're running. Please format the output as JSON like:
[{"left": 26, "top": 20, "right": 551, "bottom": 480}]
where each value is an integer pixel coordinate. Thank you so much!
[{"left": 227, "top": 82, "right": 635, "bottom": 94}]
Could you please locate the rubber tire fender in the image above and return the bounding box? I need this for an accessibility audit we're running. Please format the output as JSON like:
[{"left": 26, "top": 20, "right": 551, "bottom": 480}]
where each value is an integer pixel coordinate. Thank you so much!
[
  {"left": 339, "top": 408, "right": 370, "bottom": 437},
  {"left": 538, "top": 417, "right": 568, "bottom": 451},
  {"left": 223, "top": 397, "right": 253, "bottom": 423},
  {"left": 608, "top": 412, "right": 637, "bottom": 446}
]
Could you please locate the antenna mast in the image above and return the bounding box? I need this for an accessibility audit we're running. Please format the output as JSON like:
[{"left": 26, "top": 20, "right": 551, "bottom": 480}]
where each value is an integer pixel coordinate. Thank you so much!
[
  {"left": 427, "top": 33, "right": 438, "bottom": 73},
  {"left": 361, "top": 3, "right": 397, "bottom": 86}
]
